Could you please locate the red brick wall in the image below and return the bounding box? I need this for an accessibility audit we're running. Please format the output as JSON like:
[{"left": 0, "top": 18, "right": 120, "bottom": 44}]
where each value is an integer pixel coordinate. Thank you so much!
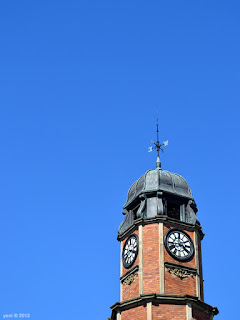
[
  {"left": 192, "top": 306, "right": 211, "bottom": 320},
  {"left": 164, "top": 269, "right": 196, "bottom": 296},
  {"left": 121, "top": 224, "right": 201, "bottom": 302},
  {"left": 122, "top": 274, "right": 139, "bottom": 301},
  {"left": 152, "top": 304, "right": 186, "bottom": 319},
  {"left": 143, "top": 223, "right": 160, "bottom": 293},
  {"left": 121, "top": 305, "right": 147, "bottom": 320},
  {"left": 118, "top": 304, "right": 213, "bottom": 320}
]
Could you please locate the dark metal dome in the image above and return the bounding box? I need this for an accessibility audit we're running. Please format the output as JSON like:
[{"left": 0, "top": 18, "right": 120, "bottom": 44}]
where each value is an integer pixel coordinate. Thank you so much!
[{"left": 124, "top": 168, "right": 193, "bottom": 208}]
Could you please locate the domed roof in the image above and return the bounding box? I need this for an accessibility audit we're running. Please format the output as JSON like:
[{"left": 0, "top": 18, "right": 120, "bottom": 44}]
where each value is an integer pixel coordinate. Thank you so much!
[{"left": 124, "top": 168, "right": 193, "bottom": 208}]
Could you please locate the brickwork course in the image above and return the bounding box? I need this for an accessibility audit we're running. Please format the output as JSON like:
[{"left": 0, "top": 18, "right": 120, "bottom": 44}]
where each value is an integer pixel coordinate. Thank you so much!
[
  {"left": 121, "top": 305, "right": 147, "bottom": 320},
  {"left": 152, "top": 304, "right": 186, "bottom": 320}
]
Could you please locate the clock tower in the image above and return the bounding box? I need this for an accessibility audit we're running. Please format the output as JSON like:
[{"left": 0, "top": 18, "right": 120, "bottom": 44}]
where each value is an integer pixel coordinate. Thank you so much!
[{"left": 109, "top": 137, "right": 219, "bottom": 319}]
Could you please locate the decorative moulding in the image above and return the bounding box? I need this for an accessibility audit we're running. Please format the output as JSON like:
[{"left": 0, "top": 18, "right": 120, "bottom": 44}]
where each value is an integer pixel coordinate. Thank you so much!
[
  {"left": 164, "top": 262, "right": 197, "bottom": 280},
  {"left": 117, "top": 216, "right": 204, "bottom": 242},
  {"left": 110, "top": 293, "right": 219, "bottom": 317},
  {"left": 120, "top": 265, "right": 139, "bottom": 286}
]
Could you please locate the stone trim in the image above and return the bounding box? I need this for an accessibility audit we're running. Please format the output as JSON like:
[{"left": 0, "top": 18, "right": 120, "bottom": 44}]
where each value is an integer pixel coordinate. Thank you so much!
[
  {"left": 120, "top": 266, "right": 139, "bottom": 286},
  {"left": 164, "top": 262, "right": 197, "bottom": 280},
  {"left": 194, "top": 231, "right": 201, "bottom": 298},
  {"left": 110, "top": 294, "right": 218, "bottom": 318},
  {"left": 186, "top": 302, "right": 192, "bottom": 320},
  {"left": 117, "top": 216, "right": 204, "bottom": 242},
  {"left": 120, "top": 241, "right": 123, "bottom": 301},
  {"left": 138, "top": 225, "right": 143, "bottom": 294},
  {"left": 159, "top": 223, "right": 165, "bottom": 294},
  {"left": 147, "top": 302, "right": 152, "bottom": 320}
]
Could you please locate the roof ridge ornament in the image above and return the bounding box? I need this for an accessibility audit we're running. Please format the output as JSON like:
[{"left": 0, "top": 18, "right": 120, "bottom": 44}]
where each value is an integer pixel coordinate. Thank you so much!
[{"left": 148, "top": 112, "right": 168, "bottom": 169}]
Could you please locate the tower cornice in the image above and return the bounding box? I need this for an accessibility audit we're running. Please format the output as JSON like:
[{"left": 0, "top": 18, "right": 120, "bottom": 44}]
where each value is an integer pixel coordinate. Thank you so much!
[
  {"left": 117, "top": 216, "right": 204, "bottom": 242},
  {"left": 110, "top": 294, "right": 219, "bottom": 318}
]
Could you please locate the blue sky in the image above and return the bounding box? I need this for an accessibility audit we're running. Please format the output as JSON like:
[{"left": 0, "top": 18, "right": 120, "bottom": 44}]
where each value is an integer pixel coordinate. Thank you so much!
[{"left": 0, "top": 1, "right": 239, "bottom": 319}]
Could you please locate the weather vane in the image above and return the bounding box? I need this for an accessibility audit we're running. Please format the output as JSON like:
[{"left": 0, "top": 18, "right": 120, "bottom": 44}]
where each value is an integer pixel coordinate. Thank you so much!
[{"left": 148, "top": 112, "right": 168, "bottom": 169}]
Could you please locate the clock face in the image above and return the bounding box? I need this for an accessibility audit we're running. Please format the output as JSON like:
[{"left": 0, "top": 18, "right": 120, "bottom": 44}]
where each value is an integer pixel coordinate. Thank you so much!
[
  {"left": 164, "top": 229, "right": 194, "bottom": 262},
  {"left": 122, "top": 234, "right": 139, "bottom": 269}
]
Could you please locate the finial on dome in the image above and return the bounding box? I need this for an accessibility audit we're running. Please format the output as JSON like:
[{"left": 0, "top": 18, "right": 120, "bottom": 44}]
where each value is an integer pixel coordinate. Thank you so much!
[
  {"left": 156, "top": 156, "right": 161, "bottom": 168},
  {"left": 148, "top": 112, "right": 168, "bottom": 169}
]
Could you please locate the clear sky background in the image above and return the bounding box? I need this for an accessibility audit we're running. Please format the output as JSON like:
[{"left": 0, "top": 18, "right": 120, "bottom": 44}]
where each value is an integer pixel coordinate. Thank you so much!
[{"left": 0, "top": 1, "right": 239, "bottom": 319}]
